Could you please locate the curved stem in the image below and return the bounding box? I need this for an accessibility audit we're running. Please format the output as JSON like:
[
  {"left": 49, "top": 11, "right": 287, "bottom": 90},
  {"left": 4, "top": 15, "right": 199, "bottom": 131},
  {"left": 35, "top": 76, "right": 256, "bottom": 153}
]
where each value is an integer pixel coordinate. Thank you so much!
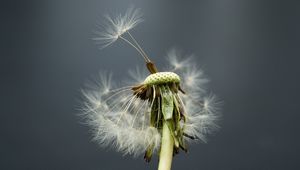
[
  {"left": 126, "top": 31, "right": 151, "bottom": 62},
  {"left": 119, "top": 36, "right": 148, "bottom": 62},
  {"left": 158, "top": 122, "right": 174, "bottom": 170}
]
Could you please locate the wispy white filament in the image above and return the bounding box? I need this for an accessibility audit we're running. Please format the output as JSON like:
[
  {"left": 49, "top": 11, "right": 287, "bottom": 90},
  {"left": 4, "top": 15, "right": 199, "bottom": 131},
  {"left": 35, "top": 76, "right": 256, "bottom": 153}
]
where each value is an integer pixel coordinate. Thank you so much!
[
  {"left": 93, "top": 7, "right": 143, "bottom": 49},
  {"left": 166, "top": 48, "right": 192, "bottom": 71},
  {"left": 82, "top": 75, "right": 161, "bottom": 156}
]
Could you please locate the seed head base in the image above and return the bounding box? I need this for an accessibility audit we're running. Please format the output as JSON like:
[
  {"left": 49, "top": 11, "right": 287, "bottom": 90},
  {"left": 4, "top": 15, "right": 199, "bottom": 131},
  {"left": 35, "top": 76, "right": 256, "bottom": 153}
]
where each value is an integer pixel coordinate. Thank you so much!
[{"left": 144, "top": 72, "right": 180, "bottom": 86}]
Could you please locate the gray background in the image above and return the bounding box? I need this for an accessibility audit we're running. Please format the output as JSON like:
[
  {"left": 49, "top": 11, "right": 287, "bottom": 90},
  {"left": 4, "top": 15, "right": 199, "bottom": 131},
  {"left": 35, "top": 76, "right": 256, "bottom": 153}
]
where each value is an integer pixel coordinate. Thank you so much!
[{"left": 1, "top": 0, "right": 300, "bottom": 169}]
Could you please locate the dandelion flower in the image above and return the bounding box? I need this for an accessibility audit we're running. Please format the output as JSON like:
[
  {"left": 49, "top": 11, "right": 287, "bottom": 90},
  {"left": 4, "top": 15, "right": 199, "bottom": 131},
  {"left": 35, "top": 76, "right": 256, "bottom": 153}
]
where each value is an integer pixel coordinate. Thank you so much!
[{"left": 82, "top": 7, "right": 220, "bottom": 170}]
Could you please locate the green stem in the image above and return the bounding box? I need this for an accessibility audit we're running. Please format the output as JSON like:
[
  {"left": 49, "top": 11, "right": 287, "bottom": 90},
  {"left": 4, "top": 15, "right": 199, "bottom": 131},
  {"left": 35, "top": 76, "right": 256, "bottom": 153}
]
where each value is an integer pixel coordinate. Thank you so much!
[{"left": 158, "top": 121, "right": 174, "bottom": 170}]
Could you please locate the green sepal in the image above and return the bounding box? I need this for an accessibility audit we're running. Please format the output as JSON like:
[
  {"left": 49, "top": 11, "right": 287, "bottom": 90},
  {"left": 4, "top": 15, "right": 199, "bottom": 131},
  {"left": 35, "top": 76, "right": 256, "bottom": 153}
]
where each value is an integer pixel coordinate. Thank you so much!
[
  {"left": 150, "top": 98, "right": 158, "bottom": 127},
  {"left": 177, "top": 128, "right": 188, "bottom": 152},
  {"left": 174, "top": 95, "right": 186, "bottom": 122},
  {"left": 172, "top": 96, "right": 181, "bottom": 132},
  {"left": 160, "top": 86, "right": 174, "bottom": 120},
  {"left": 172, "top": 95, "right": 188, "bottom": 152}
]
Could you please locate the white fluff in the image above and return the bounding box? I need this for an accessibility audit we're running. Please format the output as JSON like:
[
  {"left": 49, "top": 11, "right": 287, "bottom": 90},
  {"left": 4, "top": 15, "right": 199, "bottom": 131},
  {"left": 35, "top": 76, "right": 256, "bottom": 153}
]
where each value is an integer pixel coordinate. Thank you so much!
[
  {"left": 93, "top": 7, "right": 143, "bottom": 48},
  {"left": 182, "top": 93, "right": 220, "bottom": 142},
  {"left": 82, "top": 51, "right": 220, "bottom": 155},
  {"left": 166, "top": 48, "right": 192, "bottom": 71},
  {"left": 82, "top": 73, "right": 161, "bottom": 156},
  {"left": 127, "top": 66, "right": 148, "bottom": 85},
  {"left": 165, "top": 49, "right": 209, "bottom": 96},
  {"left": 165, "top": 49, "right": 220, "bottom": 142}
]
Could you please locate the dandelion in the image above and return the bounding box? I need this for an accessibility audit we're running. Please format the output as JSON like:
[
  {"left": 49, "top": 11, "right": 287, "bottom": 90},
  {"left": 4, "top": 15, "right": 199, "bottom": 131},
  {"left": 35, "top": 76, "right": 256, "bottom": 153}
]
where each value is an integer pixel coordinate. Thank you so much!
[{"left": 83, "top": 7, "right": 220, "bottom": 170}]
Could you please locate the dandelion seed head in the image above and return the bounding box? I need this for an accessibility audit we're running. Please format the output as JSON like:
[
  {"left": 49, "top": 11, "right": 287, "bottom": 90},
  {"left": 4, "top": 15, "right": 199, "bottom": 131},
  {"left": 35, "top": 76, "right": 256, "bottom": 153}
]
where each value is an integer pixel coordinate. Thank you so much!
[
  {"left": 83, "top": 7, "right": 221, "bottom": 159},
  {"left": 82, "top": 59, "right": 220, "bottom": 155}
]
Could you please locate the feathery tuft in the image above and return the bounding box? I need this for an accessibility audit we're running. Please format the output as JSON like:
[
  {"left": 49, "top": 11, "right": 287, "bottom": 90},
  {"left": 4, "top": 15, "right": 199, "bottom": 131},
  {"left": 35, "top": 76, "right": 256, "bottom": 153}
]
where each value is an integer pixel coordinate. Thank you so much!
[
  {"left": 82, "top": 73, "right": 161, "bottom": 156},
  {"left": 93, "top": 7, "right": 143, "bottom": 49}
]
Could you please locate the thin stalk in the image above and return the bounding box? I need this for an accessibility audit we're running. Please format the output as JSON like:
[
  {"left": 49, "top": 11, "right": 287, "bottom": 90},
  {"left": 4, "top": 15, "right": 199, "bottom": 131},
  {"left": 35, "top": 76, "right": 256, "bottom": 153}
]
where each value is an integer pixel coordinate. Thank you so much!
[
  {"left": 119, "top": 36, "right": 148, "bottom": 62},
  {"left": 158, "top": 121, "right": 174, "bottom": 170},
  {"left": 126, "top": 31, "right": 151, "bottom": 62},
  {"left": 122, "top": 31, "right": 158, "bottom": 73}
]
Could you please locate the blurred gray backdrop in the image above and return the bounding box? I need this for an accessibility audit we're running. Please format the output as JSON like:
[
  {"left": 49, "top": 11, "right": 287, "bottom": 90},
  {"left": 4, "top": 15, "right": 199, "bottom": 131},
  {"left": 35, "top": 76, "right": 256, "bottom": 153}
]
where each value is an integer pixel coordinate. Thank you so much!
[{"left": 1, "top": 0, "right": 300, "bottom": 169}]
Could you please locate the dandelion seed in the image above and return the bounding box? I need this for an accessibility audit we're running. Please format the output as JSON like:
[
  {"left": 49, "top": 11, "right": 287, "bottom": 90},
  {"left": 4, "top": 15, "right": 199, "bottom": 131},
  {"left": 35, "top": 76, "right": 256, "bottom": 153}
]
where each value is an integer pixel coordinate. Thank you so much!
[
  {"left": 93, "top": 7, "right": 143, "bottom": 49},
  {"left": 83, "top": 7, "right": 221, "bottom": 170},
  {"left": 166, "top": 48, "right": 192, "bottom": 71}
]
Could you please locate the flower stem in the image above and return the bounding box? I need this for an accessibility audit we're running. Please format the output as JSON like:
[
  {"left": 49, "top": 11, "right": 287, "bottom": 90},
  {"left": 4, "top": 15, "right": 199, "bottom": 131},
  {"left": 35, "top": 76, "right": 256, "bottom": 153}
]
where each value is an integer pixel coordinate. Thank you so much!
[{"left": 158, "top": 121, "right": 174, "bottom": 170}]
